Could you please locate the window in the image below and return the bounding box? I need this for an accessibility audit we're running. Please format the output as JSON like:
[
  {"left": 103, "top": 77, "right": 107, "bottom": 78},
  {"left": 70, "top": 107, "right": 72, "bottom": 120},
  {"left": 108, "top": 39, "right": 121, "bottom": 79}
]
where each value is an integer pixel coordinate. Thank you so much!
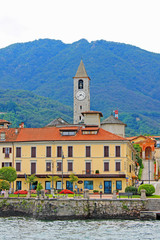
[
  {"left": 104, "top": 146, "right": 109, "bottom": 157},
  {"left": 45, "top": 181, "right": 51, "bottom": 190},
  {"left": 57, "top": 146, "right": 62, "bottom": 157},
  {"left": 68, "top": 161, "right": 73, "bottom": 171},
  {"left": 116, "top": 181, "right": 122, "bottom": 190},
  {"left": 16, "top": 162, "right": 21, "bottom": 171},
  {"left": 3, "top": 147, "right": 11, "bottom": 158},
  {"left": 61, "top": 131, "right": 76, "bottom": 136},
  {"left": 57, "top": 161, "right": 62, "bottom": 171},
  {"left": 46, "top": 162, "right": 51, "bottom": 172},
  {"left": 78, "top": 79, "right": 83, "bottom": 89},
  {"left": 31, "top": 147, "right": 36, "bottom": 158},
  {"left": 66, "top": 181, "right": 73, "bottom": 191},
  {"left": 84, "top": 181, "right": 93, "bottom": 190},
  {"left": 85, "top": 162, "right": 91, "bottom": 174},
  {"left": 56, "top": 181, "right": 62, "bottom": 190},
  {"left": 115, "top": 161, "right": 121, "bottom": 171},
  {"left": 30, "top": 181, "right": 38, "bottom": 190},
  {"left": 2, "top": 162, "right": 12, "bottom": 167},
  {"left": 104, "top": 162, "right": 109, "bottom": 171},
  {"left": 129, "top": 165, "right": 131, "bottom": 173},
  {"left": 46, "top": 146, "right": 51, "bottom": 157},
  {"left": 79, "top": 116, "right": 81, "bottom": 121},
  {"left": 16, "top": 147, "right": 21, "bottom": 158},
  {"left": 16, "top": 181, "right": 22, "bottom": 190},
  {"left": 31, "top": 162, "right": 36, "bottom": 174},
  {"left": 68, "top": 146, "right": 73, "bottom": 157},
  {"left": 86, "top": 146, "right": 91, "bottom": 157},
  {"left": 80, "top": 105, "right": 82, "bottom": 110},
  {"left": 1, "top": 132, "right": 5, "bottom": 141},
  {"left": 115, "top": 146, "right": 121, "bottom": 157}
]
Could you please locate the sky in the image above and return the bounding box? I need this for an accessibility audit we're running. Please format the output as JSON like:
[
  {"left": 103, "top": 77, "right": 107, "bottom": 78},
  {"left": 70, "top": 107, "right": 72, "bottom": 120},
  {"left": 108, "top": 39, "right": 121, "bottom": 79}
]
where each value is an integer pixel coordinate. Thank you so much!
[{"left": 1, "top": 0, "right": 160, "bottom": 53}]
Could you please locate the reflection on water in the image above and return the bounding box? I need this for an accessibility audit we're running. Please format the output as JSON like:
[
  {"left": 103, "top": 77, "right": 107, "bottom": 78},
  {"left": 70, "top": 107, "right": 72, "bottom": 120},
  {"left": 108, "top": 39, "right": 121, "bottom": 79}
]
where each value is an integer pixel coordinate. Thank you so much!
[{"left": 0, "top": 217, "right": 159, "bottom": 240}]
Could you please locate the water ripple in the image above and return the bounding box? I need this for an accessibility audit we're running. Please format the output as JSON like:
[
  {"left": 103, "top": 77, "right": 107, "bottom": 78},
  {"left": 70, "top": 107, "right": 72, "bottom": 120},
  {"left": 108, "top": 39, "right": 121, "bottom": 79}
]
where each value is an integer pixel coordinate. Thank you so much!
[{"left": 0, "top": 217, "right": 159, "bottom": 240}]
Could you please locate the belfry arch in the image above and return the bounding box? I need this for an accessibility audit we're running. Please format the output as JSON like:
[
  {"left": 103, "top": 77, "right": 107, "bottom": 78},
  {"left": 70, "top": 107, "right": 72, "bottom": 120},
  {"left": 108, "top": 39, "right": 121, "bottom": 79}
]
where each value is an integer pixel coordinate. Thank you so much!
[{"left": 145, "top": 146, "right": 152, "bottom": 160}]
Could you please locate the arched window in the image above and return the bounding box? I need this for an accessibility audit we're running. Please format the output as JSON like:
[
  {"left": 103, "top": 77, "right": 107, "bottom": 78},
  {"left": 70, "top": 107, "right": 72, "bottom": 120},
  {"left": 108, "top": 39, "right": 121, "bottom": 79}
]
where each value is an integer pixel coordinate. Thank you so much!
[
  {"left": 78, "top": 79, "right": 83, "bottom": 89},
  {"left": 145, "top": 147, "right": 152, "bottom": 160}
]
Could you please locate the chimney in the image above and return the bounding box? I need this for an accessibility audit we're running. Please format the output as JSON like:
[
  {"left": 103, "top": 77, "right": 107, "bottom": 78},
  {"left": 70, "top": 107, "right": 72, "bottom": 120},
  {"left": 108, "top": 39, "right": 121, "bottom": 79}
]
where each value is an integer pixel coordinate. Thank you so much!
[
  {"left": 81, "top": 111, "right": 103, "bottom": 127},
  {"left": 115, "top": 110, "right": 118, "bottom": 119},
  {"left": 19, "top": 122, "right": 24, "bottom": 128}
]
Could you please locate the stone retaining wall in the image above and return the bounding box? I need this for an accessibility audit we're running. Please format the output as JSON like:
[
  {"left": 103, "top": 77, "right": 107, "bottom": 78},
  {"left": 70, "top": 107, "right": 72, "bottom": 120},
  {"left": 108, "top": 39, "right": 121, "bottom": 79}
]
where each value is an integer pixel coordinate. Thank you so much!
[{"left": 0, "top": 198, "right": 156, "bottom": 220}]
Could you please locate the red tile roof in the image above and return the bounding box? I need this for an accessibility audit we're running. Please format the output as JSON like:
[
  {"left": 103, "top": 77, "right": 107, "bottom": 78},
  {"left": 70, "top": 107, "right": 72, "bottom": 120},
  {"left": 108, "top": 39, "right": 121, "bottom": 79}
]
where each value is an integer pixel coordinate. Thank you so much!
[
  {"left": 0, "top": 119, "right": 11, "bottom": 124},
  {"left": 0, "top": 128, "right": 19, "bottom": 142},
  {"left": 14, "top": 126, "right": 127, "bottom": 142}
]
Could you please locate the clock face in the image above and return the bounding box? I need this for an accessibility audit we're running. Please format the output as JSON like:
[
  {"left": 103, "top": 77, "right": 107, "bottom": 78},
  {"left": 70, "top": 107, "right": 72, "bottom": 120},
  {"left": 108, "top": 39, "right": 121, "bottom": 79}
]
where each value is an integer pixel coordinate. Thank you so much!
[{"left": 76, "top": 91, "right": 86, "bottom": 100}]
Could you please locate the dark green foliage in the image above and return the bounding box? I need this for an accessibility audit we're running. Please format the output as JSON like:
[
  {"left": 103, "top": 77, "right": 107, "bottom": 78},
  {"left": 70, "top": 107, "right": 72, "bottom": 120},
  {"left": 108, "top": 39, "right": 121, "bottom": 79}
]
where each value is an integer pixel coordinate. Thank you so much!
[
  {"left": 0, "top": 39, "right": 160, "bottom": 135},
  {"left": 138, "top": 168, "right": 143, "bottom": 180},
  {"left": 36, "top": 182, "right": 43, "bottom": 192},
  {"left": 0, "top": 180, "right": 10, "bottom": 190},
  {"left": 0, "top": 89, "right": 73, "bottom": 127},
  {"left": 138, "top": 184, "right": 155, "bottom": 196},
  {"left": 125, "top": 186, "right": 138, "bottom": 195},
  {"left": 0, "top": 167, "right": 17, "bottom": 182}
]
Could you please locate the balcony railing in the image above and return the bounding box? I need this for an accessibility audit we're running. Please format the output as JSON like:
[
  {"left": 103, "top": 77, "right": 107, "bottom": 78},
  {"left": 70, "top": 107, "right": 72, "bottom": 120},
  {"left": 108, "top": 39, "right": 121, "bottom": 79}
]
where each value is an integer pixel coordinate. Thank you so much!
[{"left": 82, "top": 170, "right": 94, "bottom": 175}]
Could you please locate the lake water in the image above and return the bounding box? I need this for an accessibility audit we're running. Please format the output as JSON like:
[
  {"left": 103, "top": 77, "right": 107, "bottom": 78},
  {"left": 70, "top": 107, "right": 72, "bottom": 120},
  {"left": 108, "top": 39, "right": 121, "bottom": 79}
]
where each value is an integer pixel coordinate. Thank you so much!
[{"left": 0, "top": 217, "right": 159, "bottom": 240}]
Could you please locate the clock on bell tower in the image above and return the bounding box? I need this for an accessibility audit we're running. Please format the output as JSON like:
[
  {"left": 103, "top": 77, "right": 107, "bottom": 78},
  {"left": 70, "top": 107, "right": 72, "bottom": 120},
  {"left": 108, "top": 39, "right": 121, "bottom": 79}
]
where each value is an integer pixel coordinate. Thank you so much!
[{"left": 73, "top": 60, "right": 90, "bottom": 124}]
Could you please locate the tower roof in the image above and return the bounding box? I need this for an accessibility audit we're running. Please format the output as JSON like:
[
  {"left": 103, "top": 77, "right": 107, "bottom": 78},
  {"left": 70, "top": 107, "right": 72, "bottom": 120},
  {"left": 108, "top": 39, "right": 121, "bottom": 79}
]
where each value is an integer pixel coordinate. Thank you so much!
[
  {"left": 101, "top": 114, "right": 127, "bottom": 126},
  {"left": 74, "top": 60, "right": 89, "bottom": 78},
  {"left": 45, "top": 118, "right": 69, "bottom": 127}
]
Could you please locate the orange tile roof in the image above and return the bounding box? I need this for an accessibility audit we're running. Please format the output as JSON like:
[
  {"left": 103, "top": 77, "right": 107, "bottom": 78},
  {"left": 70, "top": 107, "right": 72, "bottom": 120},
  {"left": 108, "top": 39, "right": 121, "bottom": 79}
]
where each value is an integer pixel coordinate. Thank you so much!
[
  {"left": 0, "top": 119, "right": 10, "bottom": 124},
  {"left": 81, "top": 127, "right": 99, "bottom": 131},
  {"left": 0, "top": 128, "right": 19, "bottom": 142},
  {"left": 15, "top": 126, "right": 127, "bottom": 142}
]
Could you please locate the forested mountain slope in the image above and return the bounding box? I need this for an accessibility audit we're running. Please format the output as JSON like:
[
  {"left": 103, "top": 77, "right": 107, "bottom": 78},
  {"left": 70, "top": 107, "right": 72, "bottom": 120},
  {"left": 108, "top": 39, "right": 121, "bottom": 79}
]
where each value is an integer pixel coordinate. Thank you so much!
[{"left": 0, "top": 39, "right": 160, "bottom": 135}]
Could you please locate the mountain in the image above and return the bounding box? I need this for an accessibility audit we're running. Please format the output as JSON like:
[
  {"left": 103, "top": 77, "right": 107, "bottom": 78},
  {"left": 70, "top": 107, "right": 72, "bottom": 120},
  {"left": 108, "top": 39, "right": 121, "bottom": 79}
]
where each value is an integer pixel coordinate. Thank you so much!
[
  {"left": 0, "top": 89, "right": 72, "bottom": 128},
  {"left": 0, "top": 38, "right": 160, "bottom": 135}
]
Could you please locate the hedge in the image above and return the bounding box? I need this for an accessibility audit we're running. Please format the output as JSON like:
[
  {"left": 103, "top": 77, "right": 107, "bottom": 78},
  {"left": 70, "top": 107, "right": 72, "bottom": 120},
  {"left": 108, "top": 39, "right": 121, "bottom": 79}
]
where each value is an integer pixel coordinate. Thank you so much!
[{"left": 138, "top": 184, "right": 155, "bottom": 196}]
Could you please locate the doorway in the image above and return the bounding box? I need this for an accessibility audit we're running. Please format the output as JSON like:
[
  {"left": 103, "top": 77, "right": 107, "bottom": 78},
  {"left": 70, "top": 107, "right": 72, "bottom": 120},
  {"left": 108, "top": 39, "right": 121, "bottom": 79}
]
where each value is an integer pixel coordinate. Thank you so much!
[{"left": 104, "top": 181, "right": 112, "bottom": 194}]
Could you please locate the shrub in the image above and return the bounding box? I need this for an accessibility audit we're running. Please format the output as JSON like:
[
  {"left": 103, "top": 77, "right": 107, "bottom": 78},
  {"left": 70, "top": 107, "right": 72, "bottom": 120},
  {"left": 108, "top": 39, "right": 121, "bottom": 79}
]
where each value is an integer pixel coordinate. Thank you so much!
[
  {"left": 0, "top": 179, "right": 10, "bottom": 191},
  {"left": 93, "top": 190, "right": 99, "bottom": 193},
  {"left": 125, "top": 186, "right": 138, "bottom": 195},
  {"left": 36, "top": 182, "right": 43, "bottom": 192},
  {"left": 138, "top": 168, "right": 143, "bottom": 180},
  {"left": 138, "top": 184, "right": 155, "bottom": 196}
]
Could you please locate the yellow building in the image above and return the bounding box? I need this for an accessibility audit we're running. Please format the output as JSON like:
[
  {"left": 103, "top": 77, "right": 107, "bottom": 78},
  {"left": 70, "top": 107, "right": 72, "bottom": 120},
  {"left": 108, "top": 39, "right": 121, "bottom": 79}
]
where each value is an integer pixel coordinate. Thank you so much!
[{"left": 0, "top": 120, "right": 136, "bottom": 194}]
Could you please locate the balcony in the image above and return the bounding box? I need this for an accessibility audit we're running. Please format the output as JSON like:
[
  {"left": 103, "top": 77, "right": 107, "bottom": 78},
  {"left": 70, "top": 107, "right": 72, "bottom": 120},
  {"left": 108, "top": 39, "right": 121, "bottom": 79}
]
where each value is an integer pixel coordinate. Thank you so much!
[{"left": 82, "top": 170, "right": 94, "bottom": 175}]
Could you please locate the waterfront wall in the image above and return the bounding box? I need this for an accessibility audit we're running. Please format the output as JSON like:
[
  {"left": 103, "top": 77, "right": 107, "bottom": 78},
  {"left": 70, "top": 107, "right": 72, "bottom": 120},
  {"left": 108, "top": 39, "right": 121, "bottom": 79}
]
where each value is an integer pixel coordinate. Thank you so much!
[{"left": 1, "top": 198, "right": 158, "bottom": 220}]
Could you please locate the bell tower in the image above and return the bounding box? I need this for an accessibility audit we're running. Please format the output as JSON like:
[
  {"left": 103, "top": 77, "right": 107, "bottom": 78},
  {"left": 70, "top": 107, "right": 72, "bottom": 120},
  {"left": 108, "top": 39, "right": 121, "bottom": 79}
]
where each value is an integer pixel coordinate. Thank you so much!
[{"left": 73, "top": 60, "right": 90, "bottom": 124}]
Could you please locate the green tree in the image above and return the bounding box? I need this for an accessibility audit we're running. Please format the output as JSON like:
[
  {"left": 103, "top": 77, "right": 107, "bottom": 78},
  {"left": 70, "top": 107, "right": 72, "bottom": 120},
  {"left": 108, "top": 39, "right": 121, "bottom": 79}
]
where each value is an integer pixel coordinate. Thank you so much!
[
  {"left": 69, "top": 174, "right": 78, "bottom": 190},
  {"left": 0, "top": 167, "right": 17, "bottom": 183},
  {"left": 26, "top": 174, "right": 37, "bottom": 190},
  {"left": 36, "top": 182, "right": 43, "bottom": 192},
  {"left": 0, "top": 179, "right": 10, "bottom": 191}
]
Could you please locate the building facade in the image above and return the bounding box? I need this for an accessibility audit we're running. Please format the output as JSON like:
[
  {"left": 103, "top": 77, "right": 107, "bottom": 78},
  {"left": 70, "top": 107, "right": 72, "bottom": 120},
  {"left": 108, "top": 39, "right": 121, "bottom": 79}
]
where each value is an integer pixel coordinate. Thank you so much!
[{"left": 0, "top": 124, "right": 136, "bottom": 193}]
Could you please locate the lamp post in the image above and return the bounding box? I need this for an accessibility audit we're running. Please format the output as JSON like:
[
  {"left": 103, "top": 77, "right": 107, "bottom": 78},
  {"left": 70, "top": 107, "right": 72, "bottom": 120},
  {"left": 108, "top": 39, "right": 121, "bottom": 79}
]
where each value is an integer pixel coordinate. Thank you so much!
[
  {"left": 148, "top": 158, "right": 150, "bottom": 184},
  {"left": 62, "top": 151, "right": 64, "bottom": 190},
  {"left": 52, "top": 160, "right": 54, "bottom": 189}
]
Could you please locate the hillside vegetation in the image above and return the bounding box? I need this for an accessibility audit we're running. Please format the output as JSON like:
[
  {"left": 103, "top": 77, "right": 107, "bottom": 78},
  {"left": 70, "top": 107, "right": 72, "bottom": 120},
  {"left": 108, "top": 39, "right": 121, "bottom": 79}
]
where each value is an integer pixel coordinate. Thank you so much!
[
  {"left": 0, "top": 90, "right": 72, "bottom": 128},
  {"left": 0, "top": 39, "right": 160, "bottom": 135}
]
